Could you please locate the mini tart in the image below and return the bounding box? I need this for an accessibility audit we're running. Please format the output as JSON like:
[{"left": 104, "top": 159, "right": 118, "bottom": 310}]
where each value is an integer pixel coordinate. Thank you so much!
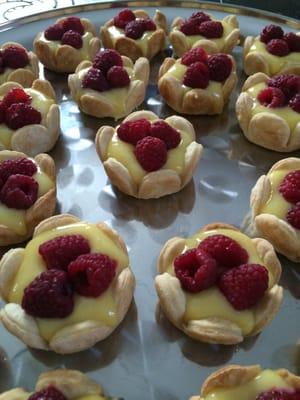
[
  {"left": 0, "top": 150, "right": 56, "bottom": 246},
  {"left": 169, "top": 15, "right": 239, "bottom": 57},
  {"left": 68, "top": 56, "right": 149, "bottom": 119},
  {"left": 155, "top": 223, "right": 282, "bottom": 344},
  {"left": 0, "top": 80, "right": 60, "bottom": 156},
  {"left": 244, "top": 34, "right": 300, "bottom": 76},
  {"left": 0, "top": 214, "right": 135, "bottom": 354},
  {"left": 158, "top": 55, "right": 237, "bottom": 115},
  {"left": 0, "top": 369, "right": 110, "bottom": 400},
  {"left": 190, "top": 364, "right": 300, "bottom": 400},
  {"left": 100, "top": 9, "right": 167, "bottom": 61},
  {"left": 248, "top": 157, "right": 300, "bottom": 262},
  {"left": 33, "top": 17, "right": 100, "bottom": 73},
  {"left": 95, "top": 110, "right": 203, "bottom": 199},
  {"left": 0, "top": 42, "right": 38, "bottom": 87},
  {"left": 236, "top": 72, "right": 300, "bottom": 152}
]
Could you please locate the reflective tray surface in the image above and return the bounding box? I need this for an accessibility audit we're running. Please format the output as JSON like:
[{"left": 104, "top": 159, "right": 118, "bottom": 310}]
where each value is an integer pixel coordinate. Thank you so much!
[{"left": 0, "top": 3, "right": 299, "bottom": 400}]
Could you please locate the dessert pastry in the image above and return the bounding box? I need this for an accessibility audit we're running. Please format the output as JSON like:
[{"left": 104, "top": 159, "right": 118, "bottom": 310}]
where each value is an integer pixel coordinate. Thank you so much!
[
  {"left": 244, "top": 24, "right": 300, "bottom": 76},
  {"left": 169, "top": 11, "right": 239, "bottom": 57},
  {"left": 100, "top": 8, "right": 167, "bottom": 61},
  {"left": 155, "top": 223, "right": 283, "bottom": 344},
  {"left": 190, "top": 364, "right": 300, "bottom": 400},
  {"left": 236, "top": 73, "right": 300, "bottom": 151},
  {"left": 158, "top": 48, "right": 237, "bottom": 115},
  {"left": 0, "top": 150, "right": 56, "bottom": 246},
  {"left": 68, "top": 49, "right": 149, "bottom": 119},
  {"left": 0, "top": 42, "right": 38, "bottom": 87},
  {"left": 0, "top": 80, "right": 60, "bottom": 156},
  {"left": 34, "top": 16, "right": 100, "bottom": 73},
  {"left": 0, "top": 369, "right": 111, "bottom": 400},
  {"left": 248, "top": 157, "right": 300, "bottom": 263},
  {"left": 0, "top": 214, "right": 135, "bottom": 354},
  {"left": 95, "top": 110, "right": 203, "bottom": 199}
]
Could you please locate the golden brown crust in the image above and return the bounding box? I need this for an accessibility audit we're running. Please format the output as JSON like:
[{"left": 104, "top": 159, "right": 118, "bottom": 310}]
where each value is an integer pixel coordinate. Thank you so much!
[
  {"left": 68, "top": 56, "right": 149, "bottom": 119},
  {"left": 95, "top": 110, "right": 203, "bottom": 199},
  {"left": 158, "top": 55, "right": 237, "bottom": 115},
  {"left": 0, "top": 150, "right": 56, "bottom": 246},
  {"left": 155, "top": 223, "right": 283, "bottom": 344},
  {"left": 100, "top": 9, "right": 167, "bottom": 61},
  {"left": 33, "top": 18, "right": 100, "bottom": 73},
  {"left": 0, "top": 214, "right": 135, "bottom": 354},
  {"left": 169, "top": 15, "right": 240, "bottom": 57}
]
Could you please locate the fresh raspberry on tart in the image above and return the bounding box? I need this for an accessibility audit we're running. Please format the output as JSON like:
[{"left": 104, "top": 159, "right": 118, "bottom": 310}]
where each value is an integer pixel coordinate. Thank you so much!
[
  {"left": 34, "top": 16, "right": 100, "bottom": 73},
  {"left": 100, "top": 8, "right": 167, "bottom": 61}
]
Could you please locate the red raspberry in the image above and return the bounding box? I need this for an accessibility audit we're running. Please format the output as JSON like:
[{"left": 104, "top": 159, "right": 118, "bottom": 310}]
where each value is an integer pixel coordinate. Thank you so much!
[
  {"left": 68, "top": 253, "right": 117, "bottom": 297},
  {"left": 107, "top": 66, "right": 130, "bottom": 88},
  {"left": 0, "top": 56, "right": 4, "bottom": 74},
  {"left": 113, "top": 8, "right": 136, "bottom": 29},
  {"left": 218, "top": 263, "right": 269, "bottom": 310},
  {"left": 44, "top": 23, "right": 64, "bottom": 40},
  {"left": 279, "top": 170, "right": 300, "bottom": 203},
  {"left": 2, "top": 45, "right": 29, "bottom": 69},
  {"left": 260, "top": 24, "right": 284, "bottom": 44},
  {"left": 199, "top": 21, "right": 223, "bottom": 39},
  {"left": 183, "top": 61, "right": 210, "bottom": 89},
  {"left": 143, "top": 18, "right": 156, "bottom": 31},
  {"left": 5, "top": 103, "right": 41, "bottom": 130},
  {"left": 0, "top": 157, "right": 37, "bottom": 184},
  {"left": 208, "top": 54, "right": 232, "bottom": 82},
  {"left": 289, "top": 94, "right": 300, "bottom": 113},
  {"left": 2, "top": 88, "right": 31, "bottom": 109},
  {"left": 174, "top": 248, "right": 218, "bottom": 292},
  {"left": 117, "top": 118, "right": 151, "bottom": 145},
  {"left": 180, "top": 19, "right": 200, "bottom": 36},
  {"left": 268, "top": 74, "right": 300, "bottom": 100},
  {"left": 39, "top": 234, "right": 91, "bottom": 271},
  {"left": 190, "top": 11, "right": 211, "bottom": 24},
  {"left": 28, "top": 387, "right": 67, "bottom": 400},
  {"left": 135, "top": 136, "right": 167, "bottom": 172},
  {"left": 0, "top": 102, "right": 5, "bottom": 123},
  {"left": 198, "top": 234, "right": 248, "bottom": 269},
  {"left": 181, "top": 48, "right": 208, "bottom": 66},
  {"left": 257, "top": 87, "right": 286, "bottom": 108},
  {"left": 0, "top": 174, "right": 38, "bottom": 209},
  {"left": 82, "top": 68, "right": 109, "bottom": 92},
  {"left": 125, "top": 19, "right": 146, "bottom": 39},
  {"left": 287, "top": 202, "right": 300, "bottom": 229},
  {"left": 61, "top": 30, "right": 83, "bottom": 49},
  {"left": 267, "top": 39, "right": 290, "bottom": 56},
  {"left": 22, "top": 270, "right": 74, "bottom": 318},
  {"left": 150, "top": 120, "right": 181, "bottom": 149},
  {"left": 93, "top": 49, "right": 123, "bottom": 75},
  {"left": 256, "top": 388, "right": 299, "bottom": 400},
  {"left": 283, "top": 32, "right": 300, "bottom": 52},
  {"left": 62, "top": 16, "right": 84, "bottom": 35}
]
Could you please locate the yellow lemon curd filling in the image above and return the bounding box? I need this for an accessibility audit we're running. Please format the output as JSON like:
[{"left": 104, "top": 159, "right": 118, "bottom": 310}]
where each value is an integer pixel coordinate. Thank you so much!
[
  {"left": 0, "top": 88, "right": 54, "bottom": 149},
  {"left": 0, "top": 159, "right": 53, "bottom": 235},
  {"left": 8, "top": 222, "right": 129, "bottom": 341},
  {"left": 249, "top": 37, "right": 300, "bottom": 75},
  {"left": 203, "top": 369, "right": 292, "bottom": 400},
  {"left": 166, "top": 229, "right": 274, "bottom": 335},
  {"left": 246, "top": 82, "right": 300, "bottom": 132},
  {"left": 107, "top": 117, "right": 193, "bottom": 184}
]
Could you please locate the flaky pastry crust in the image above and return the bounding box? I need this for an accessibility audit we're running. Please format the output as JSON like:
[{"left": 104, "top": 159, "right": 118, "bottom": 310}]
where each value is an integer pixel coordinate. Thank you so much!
[
  {"left": 100, "top": 9, "right": 167, "bottom": 61},
  {"left": 158, "top": 55, "right": 237, "bottom": 115},
  {"left": 244, "top": 35, "right": 300, "bottom": 76},
  {"left": 0, "top": 42, "right": 39, "bottom": 87},
  {"left": 0, "top": 150, "right": 56, "bottom": 246},
  {"left": 0, "top": 80, "right": 60, "bottom": 156},
  {"left": 155, "top": 223, "right": 283, "bottom": 345},
  {"left": 236, "top": 72, "right": 300, "bottom": 152},
  {"left": 33, "top": 18, "right": 100, "bottom": 73},
  {"left": 169, "top": 15, "right": 239, "bottom": 57},
  {"left": 68, "top": 56, "right": 149, "bottom": 119},
  {"left": 95, "top": 110, "right": 203, "bottom": 199},
  {"left": 0, "top": 214, "right": 135, "bottom": 354},
  {"left": 190, "top": 364, "right": 300, "bottom": 400},
  {"left": 248, "top": 157, "right": 300, "bottom": 262}
]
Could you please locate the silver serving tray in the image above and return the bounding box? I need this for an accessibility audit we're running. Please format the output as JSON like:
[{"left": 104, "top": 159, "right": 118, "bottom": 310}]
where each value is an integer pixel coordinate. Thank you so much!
[{"left": 0, "top": 2, "right": 299, "bottom": 400}]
